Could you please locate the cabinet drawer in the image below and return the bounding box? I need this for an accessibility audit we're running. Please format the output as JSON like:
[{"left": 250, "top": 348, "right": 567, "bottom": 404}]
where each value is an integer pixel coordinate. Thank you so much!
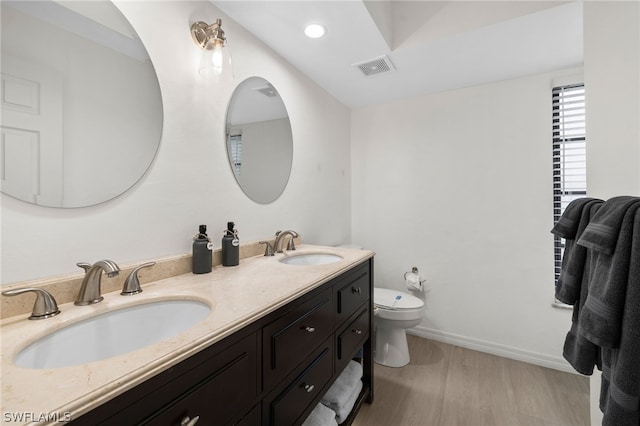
[
  {"left": 263, "top": 288, "right": 332, "bottom": 389},
  {"left": 235, "top": 404, "right": 260, "bottom": 426},
  {"left": 336, "top": 306, "right": 369, "bottom": 371},
  {"left": 72, "top": 331, "right": 258, "bottom": 426},
  {"left": 266, "top": 339, "right": 334, "bottom": 426},
  {"left": 141, "top": 333, "right": 258, "bottom": 426},
  {"left": 334, "top": 263, "right": 370, "bottom": 326}
]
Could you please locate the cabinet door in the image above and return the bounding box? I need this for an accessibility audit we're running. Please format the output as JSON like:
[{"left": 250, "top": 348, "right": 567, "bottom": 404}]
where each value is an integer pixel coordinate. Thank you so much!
[
  {"left": 263, "top": 288, "right": 333, "bottom": 390},
  {"left": 336, "top": 306, "right": 370, "bottom": 374},
  {"left": 264, "top": 338, "right": 334, "bottom": 426},
  {"left": 235, "top": 404, "right": 260, "bottom": 426},
  {"left": 142, "top": 332, "right": 258, "bottom": 425},
  {"left": 71, "top": 331, "right": 258, "bottom": 426},
  {"left": 334, "top": 263, "right": 370, "bottom": 326}
]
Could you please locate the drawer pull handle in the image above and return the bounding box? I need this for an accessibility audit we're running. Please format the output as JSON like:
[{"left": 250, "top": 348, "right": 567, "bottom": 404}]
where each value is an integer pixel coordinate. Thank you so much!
[
  {"left": 304, "top": 384, "right": 315, "bottom": 393},
  {"left": 351, "top": 287, "right": 362, "bottom": 295},
  {"left": 352, "top": 329, "right": 363, "bottom": 335},
  {"left": 303, "top": 326, "right": 316, "bottom": 333},
  {"left": 180, "top": 415, "right": 200, "bottom": 426}
]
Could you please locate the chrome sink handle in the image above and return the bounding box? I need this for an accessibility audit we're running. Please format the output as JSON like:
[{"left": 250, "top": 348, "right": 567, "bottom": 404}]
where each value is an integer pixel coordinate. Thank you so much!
[
  {"left": 76, "top": 262, "right": 92, "bottom": 272},
  {"left": 2, "top": 287, "right": 61, "bottom": 320},
  {"left": 121, "top": 262, "right": 156, "bottom": 295},
  {"left": 259, "top": 241, "right": 275, "bottom": 256}
]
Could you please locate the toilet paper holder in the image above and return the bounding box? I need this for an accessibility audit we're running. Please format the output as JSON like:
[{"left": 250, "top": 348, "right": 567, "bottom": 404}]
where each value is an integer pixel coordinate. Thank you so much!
[{"left": 404, "top": 266, "right": 427, "bottom": 291}]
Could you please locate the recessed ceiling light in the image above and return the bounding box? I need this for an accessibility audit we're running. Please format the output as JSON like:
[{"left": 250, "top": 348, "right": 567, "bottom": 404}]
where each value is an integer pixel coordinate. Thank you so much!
[{"left": 304, "top": 24, "right": 326, "bottom": 39}]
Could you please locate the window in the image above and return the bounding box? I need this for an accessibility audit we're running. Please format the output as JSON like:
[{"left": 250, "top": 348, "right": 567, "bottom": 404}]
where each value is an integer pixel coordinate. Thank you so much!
[
  {"left": 228, "top": 133, "right": 242, "bottom": 176},
  {"left": 552, "top": 83, "right": 586, "bottom": 286}
]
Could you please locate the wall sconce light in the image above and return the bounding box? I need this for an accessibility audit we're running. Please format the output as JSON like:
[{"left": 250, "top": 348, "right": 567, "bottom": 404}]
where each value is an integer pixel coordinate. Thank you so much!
[{"left": 191, "top": 18, "right": 232, "bottom": 78}]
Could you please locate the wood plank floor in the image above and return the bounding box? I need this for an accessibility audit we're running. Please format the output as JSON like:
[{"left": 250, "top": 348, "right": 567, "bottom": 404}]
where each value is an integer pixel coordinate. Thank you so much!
[{"left": 353, "top": 335, "right": 590, "bottom": 426}]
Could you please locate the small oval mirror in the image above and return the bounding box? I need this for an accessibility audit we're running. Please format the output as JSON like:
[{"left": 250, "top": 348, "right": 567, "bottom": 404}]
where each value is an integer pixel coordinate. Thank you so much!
[
  {"left": 0, "top": 0, "right": 163, "bottom": 208},
  {"left": 225, "top": 77, "right": 293, "bottom": 204}
]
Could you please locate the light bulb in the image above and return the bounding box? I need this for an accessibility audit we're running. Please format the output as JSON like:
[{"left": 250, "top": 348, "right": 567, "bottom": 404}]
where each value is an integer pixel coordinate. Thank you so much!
[
  {"left": 198, "top": 42, "right": 232, "bottom": 80},
  {"left": 212, "top": 45, "right": 224, "bottom": 75}
]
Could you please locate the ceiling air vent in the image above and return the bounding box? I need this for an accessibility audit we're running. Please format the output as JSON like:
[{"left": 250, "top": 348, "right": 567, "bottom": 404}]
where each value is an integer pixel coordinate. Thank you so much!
[
  {"left": 352, "top": 55, "right": 395, "bottom": 77},
  {"left": 254, "top": 84, "right": 278, "bottom": 97}
]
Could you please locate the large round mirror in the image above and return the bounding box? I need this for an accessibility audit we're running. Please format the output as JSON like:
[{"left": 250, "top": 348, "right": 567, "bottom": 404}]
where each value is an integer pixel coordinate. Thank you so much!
[
  {"left": 225, "top": 77, "right": 293, "bottom": 204},
  {"left": 0, "top": 0, "right": 163, "bottom": 208}
]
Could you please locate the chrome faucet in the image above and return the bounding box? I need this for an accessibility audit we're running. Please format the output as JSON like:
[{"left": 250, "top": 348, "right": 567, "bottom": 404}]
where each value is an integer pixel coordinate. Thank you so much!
[
  {"left": 75, "top": 260, "right": 120, "bottom": 305},
  {"left": 274, "top": 230, "right": 298, "bottom": 253}
]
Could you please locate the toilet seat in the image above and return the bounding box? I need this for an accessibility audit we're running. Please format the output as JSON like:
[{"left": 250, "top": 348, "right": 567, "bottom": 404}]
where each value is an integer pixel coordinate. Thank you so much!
[{"left": 374, "top": 288, "right": 423, "bottom": 310}]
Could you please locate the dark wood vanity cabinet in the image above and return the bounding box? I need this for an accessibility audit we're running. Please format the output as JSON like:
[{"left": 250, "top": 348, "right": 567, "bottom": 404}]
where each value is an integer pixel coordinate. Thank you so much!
[
  {"left": 70, "top": 328, "right": 260, "bottom": 426},
  {"left": 71, "top": 258, "right": 374, "bottom": 426}
]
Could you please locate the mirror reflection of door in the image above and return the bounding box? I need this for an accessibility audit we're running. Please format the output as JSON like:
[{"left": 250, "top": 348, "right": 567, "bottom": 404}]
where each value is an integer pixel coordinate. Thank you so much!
[
  {"left": 1, "top": 0, "right": 163, "bottom": 208},
  {"left": 1, "top": 55, "right": 64, "bottom": 206}
]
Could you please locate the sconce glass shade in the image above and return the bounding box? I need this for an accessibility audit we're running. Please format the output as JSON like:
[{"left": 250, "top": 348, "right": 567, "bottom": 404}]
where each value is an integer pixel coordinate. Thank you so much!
[
  {"left": 191, "top": 19, "right": 233, "bottom": 79},
  {"left": 199, "top": 41, "right": 232, "bottom": 78}
]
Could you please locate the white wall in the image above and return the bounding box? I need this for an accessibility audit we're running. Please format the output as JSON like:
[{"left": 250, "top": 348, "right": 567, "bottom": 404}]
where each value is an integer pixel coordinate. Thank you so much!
[
  {"left": 583, "top": 2, "right": 640, "bottom": 424},
  {"left": 0, "top": 1, "right": 351, "bottom": 284},
  {"left": 584, "top": 1, "right": 640, "bottom": 199},
  {"left": 351, "top": 68, "right": 584, "bottom": 371}
]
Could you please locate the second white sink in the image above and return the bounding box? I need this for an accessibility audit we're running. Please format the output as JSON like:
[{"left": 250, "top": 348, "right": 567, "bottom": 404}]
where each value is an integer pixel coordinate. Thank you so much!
[
  {"left": 14, "top": 299, "right": 211, "bottom": 369},
  {"left": 279, "top": 253, "right": 343, "bottom": 266}
]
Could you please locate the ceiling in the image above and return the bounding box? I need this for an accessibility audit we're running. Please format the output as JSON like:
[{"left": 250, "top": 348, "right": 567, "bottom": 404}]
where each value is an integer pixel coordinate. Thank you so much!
[
  {"left": 6, "top": 0, "right": 148, "bottom": 61},
  {"left": 213, "top": 1, "right": 583, "bottom": 108}
]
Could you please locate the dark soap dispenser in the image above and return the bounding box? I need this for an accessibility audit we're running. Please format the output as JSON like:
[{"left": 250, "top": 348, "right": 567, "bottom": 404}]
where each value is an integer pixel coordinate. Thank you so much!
[
  {"left": 192, "top": 225, "right": 213, "bottom": 274},
  {"left": 222, "top": 221, "right": 239, "bottom": 266}
]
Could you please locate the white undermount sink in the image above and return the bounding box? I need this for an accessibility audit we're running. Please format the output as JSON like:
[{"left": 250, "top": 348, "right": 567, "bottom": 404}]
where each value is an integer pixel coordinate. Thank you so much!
[
  {"left": 279, "top": 253, "right": 343, "bottom": 266},
  {"left": 14, "top": 299, "right": 211, "bottom": 369}
]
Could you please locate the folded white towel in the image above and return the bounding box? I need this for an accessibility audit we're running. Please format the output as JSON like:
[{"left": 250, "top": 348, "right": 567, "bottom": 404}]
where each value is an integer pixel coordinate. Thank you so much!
[
  {"left": 335, "top": 380, "right": 363, "bottom": 424},
  {"left": 321, "top": 360, "right": 363, "bottom": 408},
  {"left": 302, "top": 402, "right": 338, "bottom": 426}
]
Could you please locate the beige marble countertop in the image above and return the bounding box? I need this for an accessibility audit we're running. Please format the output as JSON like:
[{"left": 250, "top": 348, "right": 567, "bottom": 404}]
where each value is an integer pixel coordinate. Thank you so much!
[{"left": 0, "top": 245, "right": 374, "bottom": 426}]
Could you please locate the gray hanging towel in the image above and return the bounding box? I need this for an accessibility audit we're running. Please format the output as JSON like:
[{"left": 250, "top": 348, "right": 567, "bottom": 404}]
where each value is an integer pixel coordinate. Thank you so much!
[
  {"left": 599, "top": 209, "right": 640, "bottom": 426},
  {"left": 577, "top": 197, "right": 640, "bottom": 349}
]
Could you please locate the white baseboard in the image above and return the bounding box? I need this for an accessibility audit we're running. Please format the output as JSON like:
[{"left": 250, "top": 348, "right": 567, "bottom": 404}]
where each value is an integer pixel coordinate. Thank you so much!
[{"left": 408, "top": 325, "right": 576, "bottom": 374}]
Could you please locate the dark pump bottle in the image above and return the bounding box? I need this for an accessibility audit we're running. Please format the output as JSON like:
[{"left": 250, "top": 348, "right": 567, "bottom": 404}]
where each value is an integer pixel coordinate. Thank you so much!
[
  {"left": 192, "top": 225, "right": 213, "bottom": 274},
  {"left": 222, "top": 221, "right": 239, "bottom": 266}
]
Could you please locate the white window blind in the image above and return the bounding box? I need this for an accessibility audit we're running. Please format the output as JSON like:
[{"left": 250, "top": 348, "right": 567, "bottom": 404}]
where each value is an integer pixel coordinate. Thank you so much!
[
  {"left": 552, "top": 83, "right": 586, "bottom": 284},
  {"left": 228, "top": 133, "right": 242, "bottom": 176}
]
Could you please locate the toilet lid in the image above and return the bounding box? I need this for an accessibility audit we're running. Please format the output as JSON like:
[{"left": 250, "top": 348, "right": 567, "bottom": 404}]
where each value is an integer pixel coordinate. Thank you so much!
[{"left": 374, "top": 288, "right": 423, "bottom": 309}]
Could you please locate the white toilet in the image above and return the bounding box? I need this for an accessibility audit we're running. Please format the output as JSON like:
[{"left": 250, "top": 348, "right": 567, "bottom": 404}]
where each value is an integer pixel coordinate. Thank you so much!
[{"left": 374, "top": 288, "right": 425, "bottom": 368}]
